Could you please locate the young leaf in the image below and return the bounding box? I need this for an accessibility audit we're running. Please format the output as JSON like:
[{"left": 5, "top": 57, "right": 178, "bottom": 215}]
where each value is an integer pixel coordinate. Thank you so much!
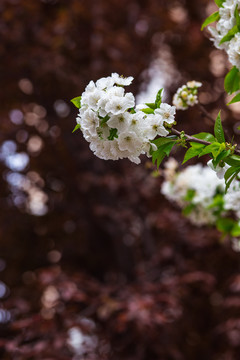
[
  {"left": 214, "top": 112, "right": 225, "bottom": 143},
  {"left": 193, "top": 132, "right": 216, "bottom": 143},
  {"left": 140, "top": 108, "right": 155, "bottom": 114},
  {"left": 213, "top": 149, "right": 231, "bottom": 166},
  {"left": 152, "top": 136, "right": 177, "bottom": 147},
  {"left": 216, "top": 218, "right": 236, "bottom": 234},
  {"left": 225, "top": 155, "right": 240, "bottom": 167},
  {"left": 71, "top": 96, "right": 81, "bottom": 109},
  {"left": 224, "top": 166, "right": 240, "bottom": 192},
  {"left": 99, "top": 114, "right": 110, "bottom": 127},
  {"left": 214, "top": 0, "right": 224, "bottom": 7},
  {"left": 182, "top": 146, "right": 204, "bottom": 164},
  {"left": 207, "top": 194, "right": 224, "bottom": 210},
  {"left": 201, "top": 11, "right": 220, "bottom": 30},
  {"left": 199, "top": 142, "right": 222, "bottom": 159},
  {"left": 232, "top": 222, "right": 240, "bottom": 236},
  {"left": 220, "top": 25, "right": 238, "bottom": 44},
  {"left": 182, "top": 204, "right": 195, "bottom": 216},
  {"left": 152, "top": 151, "right": 166, "bottom": 168},
  {"left": 145, "top": 103, "right": 156, "bottom": 110},
  {"left": 108, "top": 128, "right": 118, "bottom": 140},
  {"left": 152, "top": 141, "right": 177, "bottom": 168},
  {"left": 234, "top": 4, "right": 240, "bottom": 28},
  {"left": 189, "top": 142, "right": 206, "bottom": 150},
  {"left": 227, "top": 93, "right": 240, "bottom": 105},
  {"left": 184, "top": 189, "right": 196, "bottom": 201},
  {"left": 155, "top": 89, "right": 163, "bottom": 108},
  {"left": 72, "top": 124, "right": 81, "bottom": 133},
  {"left": 224, "top": 67, "right": 240, "bottom": 94}
]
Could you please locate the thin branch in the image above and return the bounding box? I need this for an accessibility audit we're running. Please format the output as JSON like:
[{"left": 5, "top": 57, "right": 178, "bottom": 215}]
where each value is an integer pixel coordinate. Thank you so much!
[{"left": 171, "top": 127, "right": 240, "bottom": 156}]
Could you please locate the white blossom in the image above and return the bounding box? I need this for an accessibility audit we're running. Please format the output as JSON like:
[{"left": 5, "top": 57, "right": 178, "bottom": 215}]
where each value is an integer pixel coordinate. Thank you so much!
[
  {"left": 107, "top": 112, "right": 131, "bottom": 132},
  {"left": 74, "top": 73, "right": 175, "bottom": 164},
  {"left": 143, "top": 113, "right": 169, "bottom": 140},
  {"left": 105, "top": 92, "right": 135, "bottom": 115},
  {"left": 111, "top": 72, "right": 134, "bottom": 86},
  {"left": 207, "top": 159, "right": 229, "bottom": 179},
  {"left": 155, "top": 103, "right": 176, "bottom": 124},
  {"left": 118, "top": 131, "right": 142, "bottom": 153},
  {"left": 173, "top": 82, "right": 202, "bottom": 110},
  {"left": 207, "top": 0, "right": 240, "bottom": 69},
  {"left": 161, "top": 160, "right": 225, "bottom": 226},
  {"left": 162, "top": 158, "right": 240, "bottom": 228}
]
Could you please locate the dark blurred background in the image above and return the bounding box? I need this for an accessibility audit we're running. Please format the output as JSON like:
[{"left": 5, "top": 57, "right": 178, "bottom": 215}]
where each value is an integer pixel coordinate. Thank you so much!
[{"left": 1, "top": 0, "right": 240, "bottom": 359}]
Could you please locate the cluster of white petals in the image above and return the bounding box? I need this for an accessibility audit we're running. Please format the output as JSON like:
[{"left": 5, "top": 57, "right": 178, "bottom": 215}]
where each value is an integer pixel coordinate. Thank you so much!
[
  {"left": 76, "top": 73, "right": 176, "bottom": 164},
  {"left": 208, "top": 0, "right": 240, "bottom": 69},
  {"left": 172, "top": 81, "right": 202, "bottom": 110},
  {"left": 161, "top": 158, "right": 240, "bottom": 226}
]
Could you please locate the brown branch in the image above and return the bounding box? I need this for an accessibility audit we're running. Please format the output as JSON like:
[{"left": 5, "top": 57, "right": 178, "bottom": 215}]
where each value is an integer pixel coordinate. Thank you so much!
[{"left": 171, "top": 127, "right": 240, "bottom": 156}]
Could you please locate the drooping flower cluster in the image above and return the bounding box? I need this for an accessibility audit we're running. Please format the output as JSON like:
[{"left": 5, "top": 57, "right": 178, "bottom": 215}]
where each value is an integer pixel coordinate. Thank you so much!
[
  {"left": 75, "top": 73, "right": 176, "bottom": 164},
  {"left": 208, "top": 0, "right": 240, "bottom": 69},
  {"left": 172, "top": 81, "right": 202, "bottom": 110},
  {"left": 161, "top": 158, "right": 240, "bottom": 226}
]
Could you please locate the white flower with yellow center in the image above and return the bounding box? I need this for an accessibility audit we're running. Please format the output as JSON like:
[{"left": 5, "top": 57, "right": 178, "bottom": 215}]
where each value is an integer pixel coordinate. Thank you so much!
[
  {"left": 155, "top": 103, "right": 176, "bottom": 124},
  {"left": 118, "top": 131, "right": 142, "bottom": 153},
  {"left": 105, "top": 92, "right": 135, "bottom": 115},
  {"left": 107, "top": 112, "right": 131, "bottom": 132}
]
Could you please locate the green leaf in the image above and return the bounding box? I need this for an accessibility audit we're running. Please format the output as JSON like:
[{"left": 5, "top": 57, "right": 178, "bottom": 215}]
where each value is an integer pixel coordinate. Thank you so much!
[
  {"left": 182, "top": 146, "right": 204, "bottom": 164},
  {"left": 199, "top": 142, "right": 223, "bottom": 159},
  {"left": 163, "top": 141, "right": 176, "bottom": 156},
  {"left": 108, "top": 128, "right": 118, "bottom": 140},
  {"left": 220, "top": 25, "right": 238, "bottom": 44},
  {"left": 189, "top": 142, "right": 206, "bottom": 150},
  {"left": 152, "top": 136, "right": 177, "bottom": 147},
  {"left": 129, "top": 108, "right": 136, "bottom": 114},
  {"left": 99, "top": 114, "right": 110, "bottom": 127},
  {"left": 182, "top": 204, "right": 195, "bottom": 216},
  {"left": 213, "top": 149, "right": 231, "bottom": 166},
  {"left": 214, "top": 112, "right": 225, "bottom": 143},
  {"left": 216, "top": 218, "right": 236, "bottom": 234},
  {"left": 184, "top": 189, "right": 196, "bottom": 201},
  {"left": 152, "top": 141, "right": 177, "bottom": 168},
  {"left": 72, "top": 124, "right": 81, "bottom": 133},
  {"left": 224, "top": 67, "right": 240, "bottom": 94},
  {"left": 71, "top": 96, "right": 81, "bottom": 109},
  {"left": 224, "top": 166, "right": 239, "bottom": 181},
  {"left": 193, "top": 132, "right": 216, "bottom": 143},
  {"left": 141, "top": 108, "right": 155, "bottom": 114},
  {"left": 227, "top": 93, "right": 240, "bottom": 104},
  {"left": 225, "top": 155, "right": 240, "bottom": 167},
  {"left": 208, "top": 194, "right": 224, "bottom": 210},
  {"left": 155, "top": 89, "right": 164, "bottom": 108},
  {"left": 145, "top": 102, "right": 156, "bottom": 110},
  {"left": 232, "top": 221, "right": 240, "bottom": 236},
  {"left": 224, "top": 166, "right": 240, "bottom": 192},
  {"left": 214, "top": 0, "right": 224, "bottom": 7},
  {"left": 152, "top": 151, "right": 166, "bottom": 168},
  {"left": 234, "top": 5, "right": 240, "bottom": 28},
  {"left": 201, "top": 11, "right": 220, "bottom": 30}
]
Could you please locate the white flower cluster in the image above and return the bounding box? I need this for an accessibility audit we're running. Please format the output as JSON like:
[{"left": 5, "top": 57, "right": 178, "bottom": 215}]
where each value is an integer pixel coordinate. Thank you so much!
[
  {"left": 76, "top": 73, "right": 176, "bottom": 164},
  {"left": 161, "top": 158, "right": 240, "bottom": 226},
  {"left": 209, "top": 0, "right": 240, "bottom": 69},
  {"left": 172, "top": 81, "right": 202, "bottom": 110}
]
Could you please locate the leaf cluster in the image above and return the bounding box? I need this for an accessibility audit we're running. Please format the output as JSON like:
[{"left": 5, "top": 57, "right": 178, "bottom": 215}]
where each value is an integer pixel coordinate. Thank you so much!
[{"left": 140, "top": 89, "right": 163, "bottom": 114}]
